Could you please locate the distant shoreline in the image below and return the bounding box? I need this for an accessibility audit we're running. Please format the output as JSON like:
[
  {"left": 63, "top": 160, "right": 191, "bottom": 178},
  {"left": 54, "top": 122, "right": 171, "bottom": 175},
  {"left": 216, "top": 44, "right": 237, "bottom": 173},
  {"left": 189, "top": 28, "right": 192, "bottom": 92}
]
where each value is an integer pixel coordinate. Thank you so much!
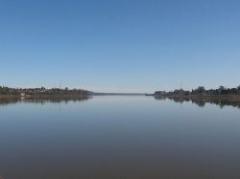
[
  {"left": 1, "top": 85, "right": 240, "bottom": 102},
  {"left": 154, "top": 94, "right": 240, "bottom": 101},
  {"left": 0, "top": 86, "right": 92, "bottom": 100},
  {"left": 0, "top": 94, "right": 91, "bottom": 99},
  {"left": 154, "top": 85, "right": 240, "bottom": 100},
  {"left": 151, "top": 85, "right": 240, "bottom": 108},
  {"left": 93, "top": 92, "right": 146, "bottom": 96}
]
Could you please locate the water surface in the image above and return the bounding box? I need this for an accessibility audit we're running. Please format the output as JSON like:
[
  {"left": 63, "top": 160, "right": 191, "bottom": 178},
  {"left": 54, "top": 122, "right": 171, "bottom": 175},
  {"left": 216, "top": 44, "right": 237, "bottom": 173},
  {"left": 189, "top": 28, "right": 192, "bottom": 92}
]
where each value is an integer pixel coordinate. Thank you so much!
[{"left": 1, "top": 96, "right": 240, "bottom": 179}]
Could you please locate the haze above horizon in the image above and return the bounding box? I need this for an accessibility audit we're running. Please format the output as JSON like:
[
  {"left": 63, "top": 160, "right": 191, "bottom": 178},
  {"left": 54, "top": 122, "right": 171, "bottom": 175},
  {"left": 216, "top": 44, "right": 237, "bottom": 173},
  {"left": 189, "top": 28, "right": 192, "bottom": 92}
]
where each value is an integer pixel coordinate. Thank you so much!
[{"left": 1, "top": 0, "right": 240, "bottom": 93}]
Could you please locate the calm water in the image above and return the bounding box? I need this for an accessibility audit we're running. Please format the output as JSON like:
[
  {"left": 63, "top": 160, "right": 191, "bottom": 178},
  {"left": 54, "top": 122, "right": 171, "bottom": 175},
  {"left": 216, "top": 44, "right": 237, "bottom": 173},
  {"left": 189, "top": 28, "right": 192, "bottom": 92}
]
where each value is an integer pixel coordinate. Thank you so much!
[{"left": 1, "top": 96, "right": 240, "bottom": 179}]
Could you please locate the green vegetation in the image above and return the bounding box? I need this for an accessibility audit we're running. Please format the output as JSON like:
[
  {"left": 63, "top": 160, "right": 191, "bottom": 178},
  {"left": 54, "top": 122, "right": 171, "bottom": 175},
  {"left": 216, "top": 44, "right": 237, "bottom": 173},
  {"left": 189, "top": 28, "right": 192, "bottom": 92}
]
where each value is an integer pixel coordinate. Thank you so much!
[
  {"left": 0, "top": 86, "right": 18, "bottom": 95},
  {"left": 0, "top": 86, "right": 92, "bottom": 99},
  {"left": 154, "top": 85, "right": 240, "bottom": 108},
  {"left": 154, "top": 85, "right": 240, "bottom": 97}
]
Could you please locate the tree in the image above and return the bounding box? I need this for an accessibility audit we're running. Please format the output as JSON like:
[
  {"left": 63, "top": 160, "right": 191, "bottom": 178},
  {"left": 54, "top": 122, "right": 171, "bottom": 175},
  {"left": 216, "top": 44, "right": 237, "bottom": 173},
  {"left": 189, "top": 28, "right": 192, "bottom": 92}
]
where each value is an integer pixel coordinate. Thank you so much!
[
  {"left": 218, "top": 86, "right": 225, "bottom": 95},
  {"left": 197, "top": 86, "right": 205, "bottom": 93},
  {"left": 218, "top": 86, "right": 225, "bottom": 91},
  {"left": 0, "top": 86, "right": 9, "bottom": 94}
]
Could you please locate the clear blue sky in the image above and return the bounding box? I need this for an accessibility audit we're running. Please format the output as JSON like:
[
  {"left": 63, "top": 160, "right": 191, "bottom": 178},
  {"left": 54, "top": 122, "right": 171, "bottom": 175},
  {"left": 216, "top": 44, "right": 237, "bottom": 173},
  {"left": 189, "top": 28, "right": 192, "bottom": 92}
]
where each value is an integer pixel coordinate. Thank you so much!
[{"left": 1, "top": 0, "right": 240, "bottom": 92}]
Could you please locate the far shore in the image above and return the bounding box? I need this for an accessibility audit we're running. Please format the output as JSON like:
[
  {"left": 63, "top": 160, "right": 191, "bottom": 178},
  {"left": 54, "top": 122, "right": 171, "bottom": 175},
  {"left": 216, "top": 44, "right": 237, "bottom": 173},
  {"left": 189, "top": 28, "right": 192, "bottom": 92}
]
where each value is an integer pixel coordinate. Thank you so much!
[
  {"left": 154, "top": 94, "right": 240, "bottom": 108},
  {"left": 153, "top": 86, "right": 240, "bottom": 104},
  {"left": 155, "top": 94, "right": 240, "bottom": 101},
  {"left": 0, "top": 94, "right": 91, "bottom": 100},
  {"left": 0, "top": 95, "right": 20, "bottom": 99}
]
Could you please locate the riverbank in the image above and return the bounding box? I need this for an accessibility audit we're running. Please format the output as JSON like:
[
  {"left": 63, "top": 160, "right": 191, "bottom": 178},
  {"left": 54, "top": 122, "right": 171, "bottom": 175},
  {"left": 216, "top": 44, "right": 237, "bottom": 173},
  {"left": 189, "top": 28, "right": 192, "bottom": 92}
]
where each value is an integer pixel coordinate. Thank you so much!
[
  {"left": 0, "top": 94, "right": 91, "bottom": 99},
  {"left": 0, "top": 94, "right": 91, "bottom": 106},
  {"left": 156, "top": 94, "right": 240, "bottom": 101},
  {"left": 154, "top": 94, "right": 240, "bottom": 108},
  {"left": 0, "top": 95, "right": 20, "bottom": 99},
  {"left": 0, "top": 86, "right": 92, "bottom": 102}
]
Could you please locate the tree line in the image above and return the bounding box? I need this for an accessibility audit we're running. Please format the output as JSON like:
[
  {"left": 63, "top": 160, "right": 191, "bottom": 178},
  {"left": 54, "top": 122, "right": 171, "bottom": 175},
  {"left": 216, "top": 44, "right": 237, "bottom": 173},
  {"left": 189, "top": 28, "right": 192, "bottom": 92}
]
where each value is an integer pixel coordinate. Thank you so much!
[
  {"left": 0, "top": 86, "right": 91, "bottom": 96},
  {"left": 155, "top": 85, "right": 240, "bottom": 96}
]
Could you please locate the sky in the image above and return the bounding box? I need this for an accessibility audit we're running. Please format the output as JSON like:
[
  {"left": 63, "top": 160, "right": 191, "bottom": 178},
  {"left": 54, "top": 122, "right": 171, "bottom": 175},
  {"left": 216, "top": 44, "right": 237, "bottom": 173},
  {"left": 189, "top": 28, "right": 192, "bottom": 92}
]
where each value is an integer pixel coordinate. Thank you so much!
[{"left": 0, "top": 0, "right": 240, "bottom": 93}]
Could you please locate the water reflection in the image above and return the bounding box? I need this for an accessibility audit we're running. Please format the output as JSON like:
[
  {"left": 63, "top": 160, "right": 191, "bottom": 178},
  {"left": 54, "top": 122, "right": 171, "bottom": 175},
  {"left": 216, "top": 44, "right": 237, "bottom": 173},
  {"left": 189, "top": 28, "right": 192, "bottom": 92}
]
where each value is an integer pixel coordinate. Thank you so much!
[
  {"left": 2, "top": 95, "right": 240, "bottom": 109},
  {"left": 1, "top": 96, "right": 240, "bottom": 179},
  {"left": 0, "top": 96, "right": 91, "bottom": 106},
  {"left": 0, "top": 97, "right": 19, "bottom": 106},
  {"left": 154, "top": 96, "right": 240, "bottom": 109}
]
